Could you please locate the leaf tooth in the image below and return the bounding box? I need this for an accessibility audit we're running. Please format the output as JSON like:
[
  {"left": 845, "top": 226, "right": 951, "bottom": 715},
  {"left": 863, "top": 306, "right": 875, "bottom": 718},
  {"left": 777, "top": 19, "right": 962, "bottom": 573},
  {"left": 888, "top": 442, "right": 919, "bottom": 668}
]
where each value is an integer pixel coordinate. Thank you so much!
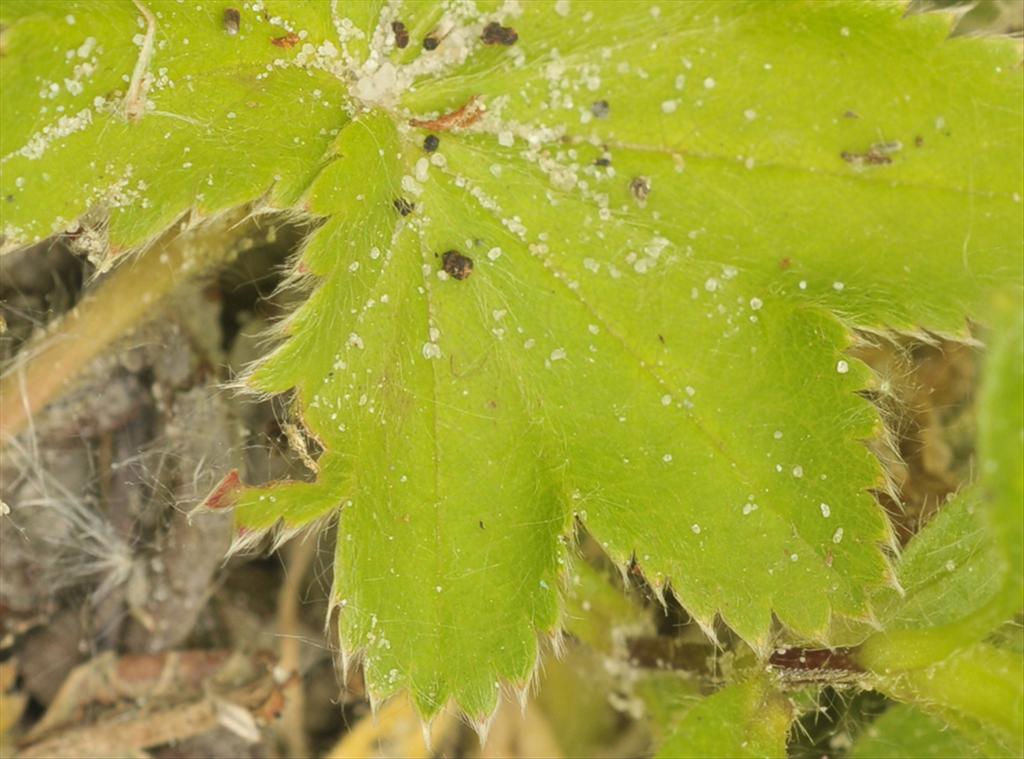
[
  {"left": 547, "top": 626, "right": 567, "bottom": 660},
  {"left": 419, "top": 717, "right": 434, "bottom": 754},
  {"left": 513, "top": 680, "right": 530, "bottom": 716},
  {"left": 471, "top": 700, "right": 501, "bottom": 747},
  {"left": 337, "top": 645, "right": 362, "bottom": 696},
  {"left": 225, "top": 524, "right": 270, "bottom": 559},
  {"left": 648, "top": 580, "right": 669, "bottom": 612}
]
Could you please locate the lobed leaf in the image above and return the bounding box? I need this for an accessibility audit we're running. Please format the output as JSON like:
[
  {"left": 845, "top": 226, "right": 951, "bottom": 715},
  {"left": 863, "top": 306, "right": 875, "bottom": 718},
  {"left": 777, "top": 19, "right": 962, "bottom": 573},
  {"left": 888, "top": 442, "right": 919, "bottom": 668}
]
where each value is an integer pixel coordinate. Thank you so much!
[
  {"left": 977, "top": 293, "right": 1024, "bottom": 606},
  {"left": 882, "top": 643, "right": 1024, "bottom": 758},
  {"left": 654, "top": 677, "right": 792, "bottom": 759},
  {"left": 2, "top": 0, "right": 1022, "bottom": 719},
  {"left": 0, "top": 0, "right": 349, "bottom": 255},
  {"left": 849, "top": 704, "right": 984, "bottom": 759},
  {"left": 858, "top": 293, "right": 1023, "bottom": 670},
  {"left": 875, "top": 490, "right": 1002, "bottom": 632}
]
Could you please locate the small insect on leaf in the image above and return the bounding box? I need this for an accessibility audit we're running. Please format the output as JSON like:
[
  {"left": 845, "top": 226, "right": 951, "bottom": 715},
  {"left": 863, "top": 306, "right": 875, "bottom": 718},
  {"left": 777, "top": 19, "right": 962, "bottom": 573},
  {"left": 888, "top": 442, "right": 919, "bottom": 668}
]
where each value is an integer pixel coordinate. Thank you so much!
[
  {"left": 840, "top": 141, "right": 901, "bottom": 167},
  {"left": 223, "top": 7, "right": 240, "bottom": 36},
  {"left": 481, "top": 22, "right": 518, "bottom": 46},
  {"left": 442, "top": 250, "right": 474, "bottom": 280},
  {"left": 423, "top": 135, "right": 440, "bottom": 153},
  {"left": 423, "top": 34, "right": 440, "bottom": 51},
  {"left": 591, "top": 99, "right": 610, "bottom": 119},
  {"left": 392, "top": 20, "right": 409, "bottom": 49},
  {"left": 629, "top": 176, "right": 651, "bottom": 203},
  {"left": 393, "top": 198, "right": 415, "bottom": 216},
  {"left": 271, "top": 32, "right": 300, "bottom": 49}
]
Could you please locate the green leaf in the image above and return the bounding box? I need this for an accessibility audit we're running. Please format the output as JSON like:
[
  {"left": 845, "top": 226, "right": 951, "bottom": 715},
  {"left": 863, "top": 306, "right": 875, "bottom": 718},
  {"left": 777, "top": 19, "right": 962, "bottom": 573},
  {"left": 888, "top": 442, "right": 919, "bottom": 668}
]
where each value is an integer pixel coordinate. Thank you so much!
[
  {"left": 849, "top": 705, "right": 984, "bottom": 759},
  {"left": 0, "top": 0, "right": 349, "bottom": 256},
  {"left": 876, "top": 490, "right": 1002, "bottom": 631},
  {"left": 654, "top": 677, "right": 792, "bottom": 759},
  {"left": 3, "top": 0, "right": 1022, "bottom": 720},
  {"left": 978, "top": 293, "right": 1024, "bottom": 605},
  {"left": 880, "top": 643, "right": 1024, "bottom": 758},
  {"left": 859, "top": 294, "right": 1023, "bottom": 670}
]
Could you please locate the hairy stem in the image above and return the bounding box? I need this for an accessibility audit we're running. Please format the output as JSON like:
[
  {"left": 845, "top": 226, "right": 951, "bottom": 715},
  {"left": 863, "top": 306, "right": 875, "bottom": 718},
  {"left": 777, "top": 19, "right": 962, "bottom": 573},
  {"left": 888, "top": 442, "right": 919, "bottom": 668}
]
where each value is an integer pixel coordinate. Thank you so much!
[
  {"left": 0, "top": 210, "right": 257, "bottom": 440},
  {"left": 856, "top": 588, "right": 1018, "bottom": 673},
  {"left": 872, "top": 643, "right": 1023, "bottom": 756}
]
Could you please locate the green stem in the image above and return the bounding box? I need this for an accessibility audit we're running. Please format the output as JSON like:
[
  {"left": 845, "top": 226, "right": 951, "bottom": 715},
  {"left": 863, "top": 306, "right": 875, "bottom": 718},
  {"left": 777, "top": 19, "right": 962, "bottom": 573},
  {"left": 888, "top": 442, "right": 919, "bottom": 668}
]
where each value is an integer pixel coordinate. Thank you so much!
[
  {"left": 874, "top": 643, "right": 1023, "bottom": 756},
  {"left": 0, "top": 211, "right": 254, "bottom": 441},
  {"left": 857, "top": 588, "right": 1018, "bottom": 673}
]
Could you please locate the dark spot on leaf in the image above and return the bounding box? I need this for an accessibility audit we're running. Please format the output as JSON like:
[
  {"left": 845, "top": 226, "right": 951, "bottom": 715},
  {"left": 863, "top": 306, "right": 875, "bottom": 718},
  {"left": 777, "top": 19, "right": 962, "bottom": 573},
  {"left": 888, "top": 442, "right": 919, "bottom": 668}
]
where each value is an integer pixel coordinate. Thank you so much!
[
  {"left": 423, "top": 35, "right": 440, "bottom": 50},
  {"left": 223, "top": 7, "right": 240, "bottom": 35},
  {"left": 392, "top": 20, "right": 409, "bottom": 49},
  {"left": 423, "top": 134, "right": 440, "bottom": 153},
  {"left": 591, "top": 100, "right": 610, "bottom": 119},
  {"left": 442, "top": 250, "right": 474, "bottom": 280},
  {"left": 629, "top": 176, "right": 651, "bottom": 203},
  {"left": 271, "top": 32, "right": 300, "bottom": 48},
  {"left": 594, "top": 157, "right": 611, "bottom": 167},
  {"left": 839, "top": 142, "right": 897, "bottom": 165},
  {"left": 842, "top": 110, "right": 859, "bottom": 119},
  {"left": 481, "top": 22, "right": 518, "bottom": 46},
  {"left": 779, "top": 257, "right": 792, "bottom": 270},
  {"left": 657, "top": 334, "right": 665, "bottom": 344},
  {"left": 393, "top": 198, "right": 414, "bottom": 216},
  {"left": 914, "top": 135, "right": 924, "bottom": 147},
  {"left": 479, "top": 520, "right": 485, "bottom": 529},
  {"left": 5, "top": 195, "right": 13, "bottom": 203}
]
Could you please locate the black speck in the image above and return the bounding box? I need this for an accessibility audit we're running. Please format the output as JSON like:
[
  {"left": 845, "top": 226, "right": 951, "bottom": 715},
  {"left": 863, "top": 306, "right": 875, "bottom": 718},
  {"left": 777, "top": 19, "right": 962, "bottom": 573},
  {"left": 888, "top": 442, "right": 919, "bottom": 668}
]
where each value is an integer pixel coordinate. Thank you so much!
[
  {"left": 914, "top": 135, "right": 924, "bottom": 147},
  {"left": 481, "top": 21, "right": 518, "bottom": 46},
  {"left": 393, "top": 197, "right": 414, "bottom": 216},
  {"left": 391, "top": 21, "right": 409, "bottom": 49},
  {"left": 223, "top": 7, "right": 240, "bottom": 35},
  {"left": 479, "top": 520, "right": 485, "bottom": 529},
  {"left": 591, "top": 100, "right": 610, "bottom": 119},
  {"left": 442, "top": 250, "right": 474, "bottom": 280},
  {"left": 5, "top": 194, "right": 13, "bottom": 202},
  {"left": 423, "top": 35, "right": 440, "bottom": 51},
  {"left": 594, "top": 157, "right": 611, "bottom": 167},
  {"left": 629, "top": 176, "right": 651, "bottom": 203},
  {"left": 423, "top": 134, "right": 440, "bottom": 153},
  {"left": 842, "top": 110, "right": 859, "bottom": 119}
]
